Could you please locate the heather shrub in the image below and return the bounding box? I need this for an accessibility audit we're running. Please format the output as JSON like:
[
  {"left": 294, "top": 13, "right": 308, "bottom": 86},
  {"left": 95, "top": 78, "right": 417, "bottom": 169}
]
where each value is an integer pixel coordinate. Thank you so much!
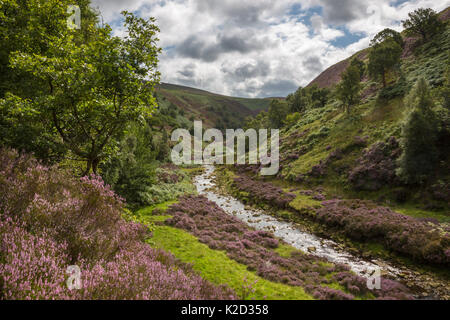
[
  {"left": 0, "top": 149, "right": 234, "bottom": 300},
  {"left": 166, "top": 196, "right": 413, "bottom": 300},
  {"left": 315, "top": 199, "right": 449, "bottom": 265},
  {"left": 348, "top": 136, "right": 401, "bottom": 191},
  {"left": 232, "top": 175, "right": 295, "bottom": 209}
]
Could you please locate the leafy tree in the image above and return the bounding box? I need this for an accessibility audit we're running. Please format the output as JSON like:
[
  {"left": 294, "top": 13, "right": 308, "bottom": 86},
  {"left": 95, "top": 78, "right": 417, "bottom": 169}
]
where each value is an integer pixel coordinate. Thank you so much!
[
  {"left": 309, "top": 85, "right": 331, "bottom": 109},
  {"left": 370, "top": 28, "right": 404, "bottom": 47},
  {"left": 368, "top": 39, "right": 402, "bottom": 88},
  {"left": 349, "top": 58, "right": 366, "bottom": 81},
  {"left": 397, "top": 78, "right": 439, "bottom": 185},
  {"left": 244, "top": 112, "right": 268, "bottom": 131},
  {"left": 268, "top": 99, "right": 289, "bottom": 128},
  {"left": 288, "top": 87, "right": 310, "bottom": 113},
  {"left": 5, "top": 10, "right": 161, "bottom": 175},
  {"left": 402, "top": 8, "right": 444, "bottom": 42},
  {"left": 0, "top": 0, "right": 98, "bottom": 162},
  {"left": 336, "top": 64, "right": 362, "bottom": 114},
  {"left": 100, "top": 122, "right": 157, "bottom": 208}
]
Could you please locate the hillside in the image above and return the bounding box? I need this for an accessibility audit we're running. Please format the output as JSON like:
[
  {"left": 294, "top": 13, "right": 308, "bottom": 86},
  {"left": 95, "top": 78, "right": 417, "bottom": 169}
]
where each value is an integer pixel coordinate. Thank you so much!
[
  {"left": 156, "top": 83, "right": 271, "bottom": 129},
  {"left": 252, "top": 7, "right": 450, "bottom": 219},
  {"left": 308, "top": 7, "right": 450, "bottom": 89}
]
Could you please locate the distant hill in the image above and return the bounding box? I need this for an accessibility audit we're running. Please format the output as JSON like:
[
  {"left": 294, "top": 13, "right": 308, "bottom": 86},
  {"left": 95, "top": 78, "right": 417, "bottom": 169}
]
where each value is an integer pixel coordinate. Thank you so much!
[
  {"left": 308, "top": 7, "right": 450, "bottom": 89},
  {"left": 156, "top": 83, "right": 271, "bottom": 129}
]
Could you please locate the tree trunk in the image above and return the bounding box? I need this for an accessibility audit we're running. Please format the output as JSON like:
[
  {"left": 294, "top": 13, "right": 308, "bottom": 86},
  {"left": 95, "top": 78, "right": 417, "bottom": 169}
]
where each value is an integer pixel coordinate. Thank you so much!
[
  {"left": 382, "top": 71, "right": 387, "bottom": 88},
  {"left": 82, "top": 159, "right": 92, "bottom": 177},
  {"left": 92, "top": 158, "right": 100, "bottom": 175}
]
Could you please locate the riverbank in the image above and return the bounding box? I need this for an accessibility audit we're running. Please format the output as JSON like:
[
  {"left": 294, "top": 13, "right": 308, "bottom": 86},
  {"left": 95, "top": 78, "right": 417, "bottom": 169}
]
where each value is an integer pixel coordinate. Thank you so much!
[{"left": 213, "top": 165, "right": 450, "bottom": 299}]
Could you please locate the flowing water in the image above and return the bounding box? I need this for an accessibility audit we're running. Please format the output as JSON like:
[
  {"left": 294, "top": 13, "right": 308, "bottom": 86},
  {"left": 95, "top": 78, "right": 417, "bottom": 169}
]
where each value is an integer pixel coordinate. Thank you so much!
[
  {"left": 194, "top": 165, "right": 403, "bottom": 278},
  {"left": 194, "top": 166, "right": 450, "bottom": 299}
]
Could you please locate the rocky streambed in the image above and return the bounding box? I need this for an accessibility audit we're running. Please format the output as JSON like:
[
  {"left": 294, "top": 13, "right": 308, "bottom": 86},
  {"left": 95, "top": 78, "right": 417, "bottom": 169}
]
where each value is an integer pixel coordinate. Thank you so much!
[{"left": 194, "top": 165, "right": 449, "bottom": 300}]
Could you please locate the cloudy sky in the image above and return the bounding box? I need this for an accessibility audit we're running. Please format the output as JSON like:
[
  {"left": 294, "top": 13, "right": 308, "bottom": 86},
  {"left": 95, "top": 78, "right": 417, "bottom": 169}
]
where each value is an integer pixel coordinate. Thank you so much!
[{"left": 91, "top": 0, "right": 450, "bottom": 98}]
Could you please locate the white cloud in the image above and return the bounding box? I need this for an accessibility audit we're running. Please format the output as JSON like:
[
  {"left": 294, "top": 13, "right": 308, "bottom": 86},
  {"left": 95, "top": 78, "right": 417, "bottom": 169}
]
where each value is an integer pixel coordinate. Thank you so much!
[{"left": 91, "top": 0, "right": 450, "bottom": 97}]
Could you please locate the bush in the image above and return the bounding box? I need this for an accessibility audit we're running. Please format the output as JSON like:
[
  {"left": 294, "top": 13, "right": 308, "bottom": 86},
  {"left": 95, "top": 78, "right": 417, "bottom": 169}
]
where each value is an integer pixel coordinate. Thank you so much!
[
  {"left": 0, "top": 148, "right": 234, "bottom": 300},
  {"left": 232, "top": 175, "right": 295, "bottom": 209},
  {"left": 315, "top": 199, "right": 450, "bottom": 265},
  {"left": 348, "top": 137, "right": 401, "bottom": 191}
]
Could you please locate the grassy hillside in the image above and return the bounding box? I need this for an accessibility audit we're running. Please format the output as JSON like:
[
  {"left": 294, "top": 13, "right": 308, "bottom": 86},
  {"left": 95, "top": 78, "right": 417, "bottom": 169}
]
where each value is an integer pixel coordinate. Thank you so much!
[
  {"left": 156, "top": 83, "right": 270, "bottom": 129},
  {"left": 244, "top": 8, "right": 450, "bottom": 221}
]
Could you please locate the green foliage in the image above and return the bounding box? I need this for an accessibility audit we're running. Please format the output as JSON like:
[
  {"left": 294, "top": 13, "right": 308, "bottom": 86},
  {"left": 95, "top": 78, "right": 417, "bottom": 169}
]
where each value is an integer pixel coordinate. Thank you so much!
[
  {"left": 309, "top": 85, "right": 331, "bottom": 109},
  {"left": 349, "top": 58, "right": 366, "bottom": 81},
  {"left": 397, "top": 79, "right": 439, "bottom": 185},
  {"left": 442, "top": 53, "right": 450, "bottom": 109},
  {"left": 268, "top": 99, "right": 290, "bottom": 128},
  {"left": 288, "top": 87, "right": 310, "bottom": 113},
  {"left": 368, "top": 39, "right": 402, "bottom": 88},
  {"left": 402, "top": 8, "right": 445, "bottom": 42},
  {"left": 1, "top": 6, "right": 161, "bottom": 174},
  {"left": 100, "top": 122, "right": 158, "bottom": 208},
  {"left": 244, "top": 111, "right": 269, "bottom": 130},
  {"left": 287, "top": 85, "right": 330, "bottom": 114},
  {"left": 0, "top": 0, "right": 97, "bottom": 162},
  {"left": 336, "top": 64, "right": 362, "bottom": 113},
  {"left": 370, "top": 28, "right": 404, "bottom": 47},
  {"left": 284, "top": 112, "right": 302, "bottom": 127},
  {"left": 378, "top": 74, "right": 409, "bottom": 101}
]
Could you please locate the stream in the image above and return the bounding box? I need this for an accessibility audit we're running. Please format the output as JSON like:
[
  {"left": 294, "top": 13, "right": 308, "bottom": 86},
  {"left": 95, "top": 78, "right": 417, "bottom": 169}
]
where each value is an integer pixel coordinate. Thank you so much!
[{"left": 193, "top": 165, "right": 449, "bottom": 299}]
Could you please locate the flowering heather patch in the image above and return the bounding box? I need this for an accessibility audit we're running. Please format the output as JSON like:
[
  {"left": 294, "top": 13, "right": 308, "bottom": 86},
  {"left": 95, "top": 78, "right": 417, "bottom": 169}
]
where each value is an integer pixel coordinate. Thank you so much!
[
  {"left": 0, "top": 149, "right": 234, "bottom": 300},
  {"left": 232, "top": 175, "right": 296, "bottom": 209},
  {"left": 348, "top": 137, "right": 401, "bottom": 191},
  {"left": 166, "top": 196, "right": 413, "bottom": 300},
  {"left": 315, "top": 199, "right": 450, "bottom": 265},
  {"left": 156, "top": 167, "right": 181, "bottom": 184}
]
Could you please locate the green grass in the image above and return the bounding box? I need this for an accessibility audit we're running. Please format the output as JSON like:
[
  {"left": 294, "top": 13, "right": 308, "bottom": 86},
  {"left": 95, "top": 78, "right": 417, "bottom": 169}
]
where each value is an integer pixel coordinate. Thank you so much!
[
  {"left": 289, "top": 193, "right": 323, "bottom": 212},
  {"left": 393, "top": 205, "right": 450, "bottom": 223},
  {"left": 274, "top": 244, "right": 300, "bottom": 258},
  {"left": 136, "top": 200, "right": 178, "bottom": 216},
  {"left": 150, "top": 224, "right": 313, "bottom": 300}
]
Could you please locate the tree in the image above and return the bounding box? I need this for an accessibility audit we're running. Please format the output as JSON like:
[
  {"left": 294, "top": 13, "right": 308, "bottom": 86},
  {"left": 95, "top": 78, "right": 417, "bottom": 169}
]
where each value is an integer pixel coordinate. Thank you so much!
[
  {"left": 268, "top": 99, "right": 289, "bottom": 128},
  {"left": 0, "top": 0, "right": 98, "bottom": 162},
  {"left": 288, "top": 87, "right": 310, "bottom": 113},
  {"left": 349, "top": 58, "right": 366, "bottom": 81},
  {"left": 6, "top": 11, "right": 161, "bottom": 175},
  {"left": 402, "top": 8, "right": 444, "bottom": 42},
  {"left": 370, "top": 28, "right": 404, "bottom": 47},
  {"left": 100, "top": 122, "right": 157, "bottom": 208},
  {"left": 336, "top": 64, "right": 362, "bottom": 114},
  {"left": 397, "top": 78, "right": 439, "bottom": 185},
  {"left": 368, "top": 39, "right": 402, "bottom": 88},
  {"left": 309, "top": 85, "right": 331, "bottom": 108}
]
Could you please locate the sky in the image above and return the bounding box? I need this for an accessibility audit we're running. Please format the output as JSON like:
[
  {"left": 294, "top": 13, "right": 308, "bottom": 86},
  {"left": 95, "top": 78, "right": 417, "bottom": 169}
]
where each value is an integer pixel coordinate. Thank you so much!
[{"left": 91, "top": 0, "right": 450, "bottom": 98}]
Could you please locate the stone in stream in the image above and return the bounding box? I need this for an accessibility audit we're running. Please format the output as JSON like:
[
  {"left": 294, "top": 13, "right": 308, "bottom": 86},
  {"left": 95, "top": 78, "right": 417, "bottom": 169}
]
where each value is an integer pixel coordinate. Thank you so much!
[{"left": 307, "top": 247, "right": 317, "bottom": 253}]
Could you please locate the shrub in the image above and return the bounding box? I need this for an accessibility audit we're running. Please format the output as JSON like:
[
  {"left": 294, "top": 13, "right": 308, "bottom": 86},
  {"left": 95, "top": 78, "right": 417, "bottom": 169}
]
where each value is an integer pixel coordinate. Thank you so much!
[
  {"left": 348, "top": 137, "right": 401, "bottom": 191},
  {"left": 315, "top": 199, "right": 449, "bottom": 265},
  {"left": 232, "top": 175, "right": 295, "bottom": 209},
  {"left": 0, "top": 148, "right": 234, "bottom": 300}
]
